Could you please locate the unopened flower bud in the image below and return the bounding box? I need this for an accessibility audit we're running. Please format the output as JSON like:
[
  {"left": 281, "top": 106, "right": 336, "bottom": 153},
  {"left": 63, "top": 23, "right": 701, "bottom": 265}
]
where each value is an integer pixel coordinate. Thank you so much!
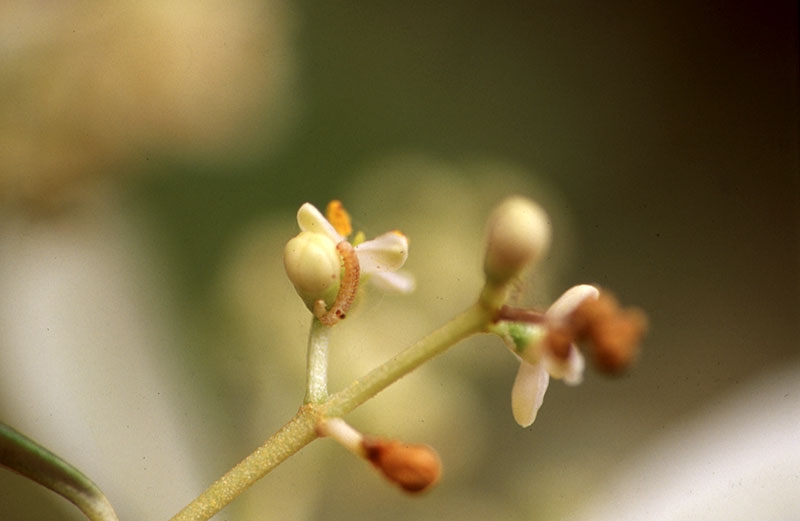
[
  {"left": 483, "top": 197, "right": 551, "bottom": 286},
  {"left": 284, "top": 231, "right": 341, "bottom": 311},
  {"left": 362, "top": 438, "right": 442, "bottom": 493}
]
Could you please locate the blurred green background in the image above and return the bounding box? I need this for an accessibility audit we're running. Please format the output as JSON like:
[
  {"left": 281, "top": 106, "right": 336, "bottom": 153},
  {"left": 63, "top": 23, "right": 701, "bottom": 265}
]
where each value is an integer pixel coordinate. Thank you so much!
[{"left": 1, "top": 1, "right": 797, "bottom": 520}]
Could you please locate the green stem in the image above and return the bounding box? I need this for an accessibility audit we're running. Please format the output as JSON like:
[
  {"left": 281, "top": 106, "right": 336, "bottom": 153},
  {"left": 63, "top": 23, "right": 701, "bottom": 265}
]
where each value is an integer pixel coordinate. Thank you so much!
[
  {"left": 167, "top": 406, "right": 319, "bottom": 521},
  {"left": 304, "top": 318, "right": 331, "bottom": 403},
  {"left": 169, "top": 301, "right": 496, "bottom": 521},
  {"left": 324, "top": 303, "right": 490, "bottom": 417}
]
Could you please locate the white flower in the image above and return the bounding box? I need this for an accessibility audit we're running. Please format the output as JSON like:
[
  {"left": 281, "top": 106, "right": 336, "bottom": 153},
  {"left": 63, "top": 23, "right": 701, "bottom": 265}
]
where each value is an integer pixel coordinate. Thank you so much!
[
  {"left": 285, "top": 201, "right": 415, "bottom": 315},
  {"left": 509, "top": 284, "right": 599, "bottom": 427},
  {"left": 296, "top": 202, "right": 415, "bottom": 294}
]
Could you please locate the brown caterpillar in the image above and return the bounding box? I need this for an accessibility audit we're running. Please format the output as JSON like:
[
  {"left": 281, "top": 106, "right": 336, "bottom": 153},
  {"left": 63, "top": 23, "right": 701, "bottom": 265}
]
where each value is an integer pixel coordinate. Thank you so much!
[{"left": 315, "top": 240, "right": 360, "bottom": 326}]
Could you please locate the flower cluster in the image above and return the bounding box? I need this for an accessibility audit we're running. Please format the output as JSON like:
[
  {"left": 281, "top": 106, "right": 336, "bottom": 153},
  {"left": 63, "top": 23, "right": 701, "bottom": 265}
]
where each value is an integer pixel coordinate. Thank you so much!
[
  {"left": 282, "top": 196, "right": 646, "bottom": 496},
  {"left": 483, "top": 196, "right": 648, "bottom": 426}
]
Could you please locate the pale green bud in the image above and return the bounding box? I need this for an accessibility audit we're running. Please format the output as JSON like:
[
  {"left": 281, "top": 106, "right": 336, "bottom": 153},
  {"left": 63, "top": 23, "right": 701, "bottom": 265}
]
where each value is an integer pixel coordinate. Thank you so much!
[
  {"left": 483, "top": 196, "right": 551, "bottom": 285},
  {"left": 284, "top": 231, "right": 341, "bottom": 311}
]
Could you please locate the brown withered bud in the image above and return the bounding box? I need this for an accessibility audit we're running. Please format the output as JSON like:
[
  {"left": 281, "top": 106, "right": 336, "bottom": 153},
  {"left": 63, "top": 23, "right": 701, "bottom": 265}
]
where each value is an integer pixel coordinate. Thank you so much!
[
  {"left": 572, "top": 292, "right": 648, "bottom": 373},
  {"left": 362, "top": 437, "right": 442, "bottom": 493}
]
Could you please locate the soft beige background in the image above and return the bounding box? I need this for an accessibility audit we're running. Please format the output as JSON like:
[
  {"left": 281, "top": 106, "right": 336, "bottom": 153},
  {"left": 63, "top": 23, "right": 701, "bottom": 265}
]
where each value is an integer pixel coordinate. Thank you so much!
[{"left": 1, "top": 2, "right": 797, "bottom": 520}]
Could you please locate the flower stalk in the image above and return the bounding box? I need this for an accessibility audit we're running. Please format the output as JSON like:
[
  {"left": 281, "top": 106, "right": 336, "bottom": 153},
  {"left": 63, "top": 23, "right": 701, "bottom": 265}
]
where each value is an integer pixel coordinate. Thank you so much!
[{"left": 304, "top": 318, "right": 332, "bottom": 404}]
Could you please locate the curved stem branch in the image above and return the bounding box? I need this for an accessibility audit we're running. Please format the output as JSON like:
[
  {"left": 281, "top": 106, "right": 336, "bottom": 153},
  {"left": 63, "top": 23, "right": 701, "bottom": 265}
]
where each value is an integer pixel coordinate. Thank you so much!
[
  {"left": 169, "top": 299, "right": 497, "bottom": 521},
  {"left": 324, "top": 303, "right": 490, "bottom": 417}
]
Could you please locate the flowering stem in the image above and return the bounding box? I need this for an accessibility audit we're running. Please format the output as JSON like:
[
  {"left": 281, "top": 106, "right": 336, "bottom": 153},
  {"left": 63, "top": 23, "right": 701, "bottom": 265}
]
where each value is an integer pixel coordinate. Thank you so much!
[
  {"left": 324, "top": 303, "right": 490, "bottom": 417},
  {"left": 167, "top": 405, "right": 319, "bottom": 521},
  {"left": 304, "top": 318, "right": 331, "bottom": 403},
  {"left": 167, "top": 300, "right": 496, "bottom": 521}
]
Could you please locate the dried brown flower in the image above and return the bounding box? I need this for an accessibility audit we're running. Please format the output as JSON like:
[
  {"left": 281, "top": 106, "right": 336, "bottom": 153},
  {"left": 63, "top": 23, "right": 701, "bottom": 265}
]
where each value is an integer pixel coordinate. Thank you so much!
[
  {"left": 362, "top": 437, "right": 442, "bottom": 493},
  {"left": 572, "top": 292, "right": 648, "bottom": 373}
]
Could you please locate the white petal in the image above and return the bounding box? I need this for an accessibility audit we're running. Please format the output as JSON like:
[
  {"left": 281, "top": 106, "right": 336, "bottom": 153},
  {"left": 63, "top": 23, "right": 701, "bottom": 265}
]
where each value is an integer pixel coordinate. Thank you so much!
[
  {"left": 511, "top": 361, "right": 550, "bottom": 427},
  {"left": 296, "top": 203, "right": 342, "bottom": 242},
  {"left": 355, "top": 232, "right": 409, "bottom": 273},
  {"left": 543, "top": 345, "right": 585, "bottom": 386},
  {"left": 368, "top": 270, "right": 416, "bottom": 294},
  {"left": 546, "top": 284, "right": 599, "bottom": 323}
]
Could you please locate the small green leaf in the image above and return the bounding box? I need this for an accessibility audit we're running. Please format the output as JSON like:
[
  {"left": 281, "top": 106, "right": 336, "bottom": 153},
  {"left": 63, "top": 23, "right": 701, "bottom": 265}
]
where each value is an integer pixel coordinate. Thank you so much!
[{"left": 0, "top": 422, "right": 120, "bottom": 521}]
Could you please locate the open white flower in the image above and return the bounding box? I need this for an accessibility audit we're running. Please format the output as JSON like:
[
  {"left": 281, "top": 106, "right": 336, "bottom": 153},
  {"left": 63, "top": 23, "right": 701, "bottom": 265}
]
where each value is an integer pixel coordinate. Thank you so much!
[
  {"left": 507, "top": 284, "right": 599, "bottom": 427},
  {"left": 285, "top": 201, "right": 414, "bottom": 318},
  {"left": 298, "top": 201, "right": 414, "bottom": 292}
]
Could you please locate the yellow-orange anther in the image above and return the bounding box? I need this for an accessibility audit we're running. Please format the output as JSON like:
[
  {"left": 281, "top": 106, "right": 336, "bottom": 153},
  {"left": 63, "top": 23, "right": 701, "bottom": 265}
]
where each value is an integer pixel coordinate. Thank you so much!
[{"left": 326, "top": 200, "right": 353, "bottom": 237}]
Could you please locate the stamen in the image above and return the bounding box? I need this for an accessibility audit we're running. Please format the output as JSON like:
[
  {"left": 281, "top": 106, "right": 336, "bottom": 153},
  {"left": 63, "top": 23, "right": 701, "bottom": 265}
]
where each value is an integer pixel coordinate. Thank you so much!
[{"left": 326, "top": 200, "right": 353, "bottom": 237}]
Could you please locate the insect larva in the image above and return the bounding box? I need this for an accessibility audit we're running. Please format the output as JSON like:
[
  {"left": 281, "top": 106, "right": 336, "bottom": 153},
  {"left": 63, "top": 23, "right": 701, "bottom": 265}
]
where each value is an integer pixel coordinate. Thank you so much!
[{"left": 316, "top": 240, "right": 360, "bottom": 326}]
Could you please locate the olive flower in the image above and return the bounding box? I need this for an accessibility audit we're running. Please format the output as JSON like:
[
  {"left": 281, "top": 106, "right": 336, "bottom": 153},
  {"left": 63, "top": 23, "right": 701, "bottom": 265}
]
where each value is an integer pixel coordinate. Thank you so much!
[
  {"left": 499, "top": 285, "right": 600, "bottom": 427},
  {"left": 284, "top": 201, "right": 414, "bottom": 323},
  {"left": 497, "top": 284, "right": 648, "bottom": 427}
]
